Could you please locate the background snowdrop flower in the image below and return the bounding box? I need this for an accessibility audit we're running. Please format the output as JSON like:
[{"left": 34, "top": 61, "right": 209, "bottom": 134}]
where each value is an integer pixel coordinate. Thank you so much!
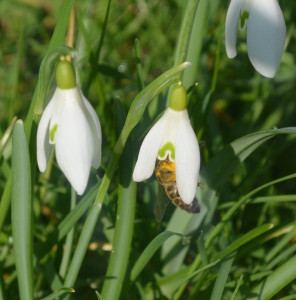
[
  {"left": 133, "top": 82, "right": 200, "bottom": 205},
  {"left": 225, "top": 0, "right": 286, "bottom": 77},
  {"left": 37, "top": 58, "right": 102, "bottom": 195}
]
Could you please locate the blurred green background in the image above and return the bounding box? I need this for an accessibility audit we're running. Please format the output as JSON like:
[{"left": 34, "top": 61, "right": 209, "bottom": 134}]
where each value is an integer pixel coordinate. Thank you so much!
[{"left": 1, "top": 0, "right": 296, "bottom": 299}]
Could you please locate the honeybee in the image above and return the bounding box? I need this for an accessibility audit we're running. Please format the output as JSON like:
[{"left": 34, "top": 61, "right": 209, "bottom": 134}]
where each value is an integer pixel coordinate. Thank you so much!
[{"left": 154, "top": 156, "right": 200, "bottom": 222}]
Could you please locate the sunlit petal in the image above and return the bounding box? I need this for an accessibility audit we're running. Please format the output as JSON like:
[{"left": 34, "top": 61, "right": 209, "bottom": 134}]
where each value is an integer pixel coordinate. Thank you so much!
[
  {"left": 247, "top": 0, "right": 286, "bottom": 77},
  {"left": 225, "top": 0, "right": 244, "bottom": 58},
  {"left": 133, "top": 115, "right": 167, "bottom": 182},
  {"left": 36, "top": 98, "right": 54, "bottom": 172},
  {"left": 175, "top": 113, "right": 200, "bottom": 205},
  {"left": 54, "top": 90, "right": 94, "bottom": 195},
  {"left": 49, "top": 88, "right": 66, "bottom": 143},
  {"left": 82, "top": 95, "right": 102, "bottom": 169}
]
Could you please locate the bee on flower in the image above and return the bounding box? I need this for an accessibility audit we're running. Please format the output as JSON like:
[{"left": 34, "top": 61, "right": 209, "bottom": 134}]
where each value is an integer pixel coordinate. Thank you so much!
[
  {"left": 133, "top": 82, "right": 201, "bottom": 216},
  {"left": 36, "top": 57, "right": 102, "bottom": 195}
]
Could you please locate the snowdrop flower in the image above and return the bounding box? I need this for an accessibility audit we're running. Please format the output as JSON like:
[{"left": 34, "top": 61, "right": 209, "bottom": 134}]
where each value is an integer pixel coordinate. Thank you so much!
[
  {"left": 225, "top": 0, "right": 286, "bottom": 77},
  {"left": 37, "top": 58, "right": 102, "bottom": 195},
  {"left": 133, "top": 82, "right": 200, "bottom": 205}
]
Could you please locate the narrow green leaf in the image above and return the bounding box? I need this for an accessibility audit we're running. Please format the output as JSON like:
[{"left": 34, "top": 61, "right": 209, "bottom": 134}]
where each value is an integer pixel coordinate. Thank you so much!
[
  {"left": 278, "top": 295, "right": 296, "bottom": 300},
  {"left": 210, "top": 254, "right": 235, "bottom": 300},
  {"left": 232, "top": 127, "right": 296, "bottom": 162},
  {"left": 135, "top": 38, "right": 145, "bottom": 90},
  {"left": 11, "top": 120, "right": 33, "bottom": 300},
  {"left": 40, "top": 288, "right": 75, "bottom": 300},
  {"left": 101, "top": 137, "right": 137, "bottom": 300},
  {"left": 154, "top": 260, "right": 220, "bottom": 298},
  {"left": 249, "top": 255, "right": 296, "bottom": 300},
  {"left": 230, "top": 274, "right": 244, "bottom": 300},
  {"left": 219, "top": 224, "right": 274, "bottom": 260},
  {"left": 48, "top": 0, "right": 74, "bottom": 51},
  {"left": 95, "top": 291, "right": 103, "bottom": 300},
  {"left": 130, "top": 231, "right": 183, "bottom": 281}
]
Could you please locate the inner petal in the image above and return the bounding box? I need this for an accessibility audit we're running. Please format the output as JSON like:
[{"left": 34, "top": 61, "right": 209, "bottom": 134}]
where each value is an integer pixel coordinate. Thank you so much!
[{"left": 158, "top": 142, "right": 175, "bottom": 161}]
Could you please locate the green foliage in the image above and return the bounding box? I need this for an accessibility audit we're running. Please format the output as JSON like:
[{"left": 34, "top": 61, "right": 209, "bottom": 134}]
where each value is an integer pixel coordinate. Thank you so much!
[{"left": 1, "top": 0, "right": 296, "bottom": 299}]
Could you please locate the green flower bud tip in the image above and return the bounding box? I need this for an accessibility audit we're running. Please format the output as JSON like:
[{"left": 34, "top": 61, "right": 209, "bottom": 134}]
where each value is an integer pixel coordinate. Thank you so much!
[
  {"left": 55, "top": 57, "right": 76, "bottom": 90},
  {"left": 169, "top": 82, "right": 187, "bottom": 111}
]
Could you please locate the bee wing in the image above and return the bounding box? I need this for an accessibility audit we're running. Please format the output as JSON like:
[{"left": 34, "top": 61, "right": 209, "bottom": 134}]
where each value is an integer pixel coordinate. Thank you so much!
[{"left": 154, "top": 183, "right": 170, "bottom": 223}]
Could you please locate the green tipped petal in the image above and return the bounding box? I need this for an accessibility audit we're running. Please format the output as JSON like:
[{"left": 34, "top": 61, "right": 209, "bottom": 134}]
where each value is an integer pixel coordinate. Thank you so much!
[
  {"left": 55, "top": 58, "right": 76, "bottom": 90},
  {"left": 158, "top": 142, "right": 175, "bottom": 160},
  {"left": 240, "top": 10, "right": 249, "bottom": 29},
  {"left": 169, "top": 82, "right": 187, "bottom": 111},
  {"left": 50, "top": 124, "right": 58, "bottom": 143}
]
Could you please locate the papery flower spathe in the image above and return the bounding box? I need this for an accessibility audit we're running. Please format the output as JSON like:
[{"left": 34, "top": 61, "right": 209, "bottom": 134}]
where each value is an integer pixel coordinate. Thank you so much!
[
  {"left": 37, "top": 58, "right": 102, "bottom": 195},
  {"left": 225, "top": 0, "right": 286, "bottom": 78},
  {"left": 133, "top": 83, "right": 200, "bottom": 205}
]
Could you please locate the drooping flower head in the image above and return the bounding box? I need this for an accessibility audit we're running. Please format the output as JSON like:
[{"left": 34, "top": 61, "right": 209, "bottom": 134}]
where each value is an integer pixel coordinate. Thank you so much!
[
  {"left": 133, "top": 82, "right": 200, "bottom": 205},
  {"left": 37, "top": 57, "right": 102, "bottom": 195},
  {"left": 225, "top": 0, "right": 286, "bottom": 78}
]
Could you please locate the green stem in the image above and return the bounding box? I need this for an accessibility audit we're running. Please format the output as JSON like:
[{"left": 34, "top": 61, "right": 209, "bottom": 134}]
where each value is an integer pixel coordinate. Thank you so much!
[
  {"left": 101, "top": 145, "right": 137, "bottom": 300},
  {"left": 59, "top": 188, "right": 77, "bottom": 279},
  {"left": 168, "top": 0, "right": 199, "bottom": 101},
  {"left": 173, "top": 0, "right": 200, "bottom": 69}
]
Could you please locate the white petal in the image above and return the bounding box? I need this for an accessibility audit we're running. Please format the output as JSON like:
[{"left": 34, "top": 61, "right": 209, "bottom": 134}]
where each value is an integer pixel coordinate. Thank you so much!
[
  {"left": 175, "top": 112, "right": 200, "bottom": 204},
  {"left": 225, "top": 0, "right": 244, "bottom": 58},
  {"left": 82, "top": 95, "right": 102, "bottom": 169},
  {"left": 54, "top": 89, "right": 95, "bottom": 195},
  {"left": 49, "top": 88, "right": 66, "bottom": 143},
  {"left": 36, "top": 98, "right": 54, "bottom": 172},
  {"left": 133, "top": 114, "right": 167, "bottom": 182},
  {"left": 247, "top": 0, "right": 286, "bottom": 77}
]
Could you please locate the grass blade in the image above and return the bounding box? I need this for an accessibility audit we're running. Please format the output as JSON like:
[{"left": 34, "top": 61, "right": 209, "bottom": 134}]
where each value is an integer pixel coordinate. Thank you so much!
[
  {"left": 40, "top": 288, "right": 75, "bottom": 300},
  {"left": 101, "top": 141, "right": 137, "bottom": 300},
  {"left": 249, "top": 255, "right": 296, "bottom": 300},
  {"left": 11, "top": 120, "right": 33, "bottom": 300},
  {"left": 210, "top": 254, "right": 235, "bottom": 300},
  {"left": 130, "top": 231, "right": 182, "bottom": 282}
]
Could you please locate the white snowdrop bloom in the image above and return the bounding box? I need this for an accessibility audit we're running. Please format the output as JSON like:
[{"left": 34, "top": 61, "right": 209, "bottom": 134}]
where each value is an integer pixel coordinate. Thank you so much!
[
  {"left": 133, "top": 83, "right": 200, "bottom": 205},
  {"left": 225, "top": 0, "right": 286, "bottom": 77},
  {"left": 37, "top": 58, "right": 102, "bottom": 195}
]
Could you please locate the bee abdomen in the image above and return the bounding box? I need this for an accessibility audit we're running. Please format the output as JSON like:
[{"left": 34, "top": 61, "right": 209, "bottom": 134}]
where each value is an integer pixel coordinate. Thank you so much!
[
  {"left": 166, "top": 184, "right": 179, "bottom": 199},
  {"left": 171, "top": 196, "right": 200, "bottom": 214}
]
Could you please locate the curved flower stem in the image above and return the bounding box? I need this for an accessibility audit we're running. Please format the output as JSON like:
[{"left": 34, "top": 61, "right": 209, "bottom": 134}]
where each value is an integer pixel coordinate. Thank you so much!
[
  {"left": 173, "top": 0, "right": 200, "bottom": 72},
  {"left": 168, "top": 0, "right": 199, "bottom": 101}
]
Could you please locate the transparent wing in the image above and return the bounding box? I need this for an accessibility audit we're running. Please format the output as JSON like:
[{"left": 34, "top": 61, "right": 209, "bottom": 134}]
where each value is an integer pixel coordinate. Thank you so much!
[{"left": 154, "top": 183, "right": 170, "bottom": 223}]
